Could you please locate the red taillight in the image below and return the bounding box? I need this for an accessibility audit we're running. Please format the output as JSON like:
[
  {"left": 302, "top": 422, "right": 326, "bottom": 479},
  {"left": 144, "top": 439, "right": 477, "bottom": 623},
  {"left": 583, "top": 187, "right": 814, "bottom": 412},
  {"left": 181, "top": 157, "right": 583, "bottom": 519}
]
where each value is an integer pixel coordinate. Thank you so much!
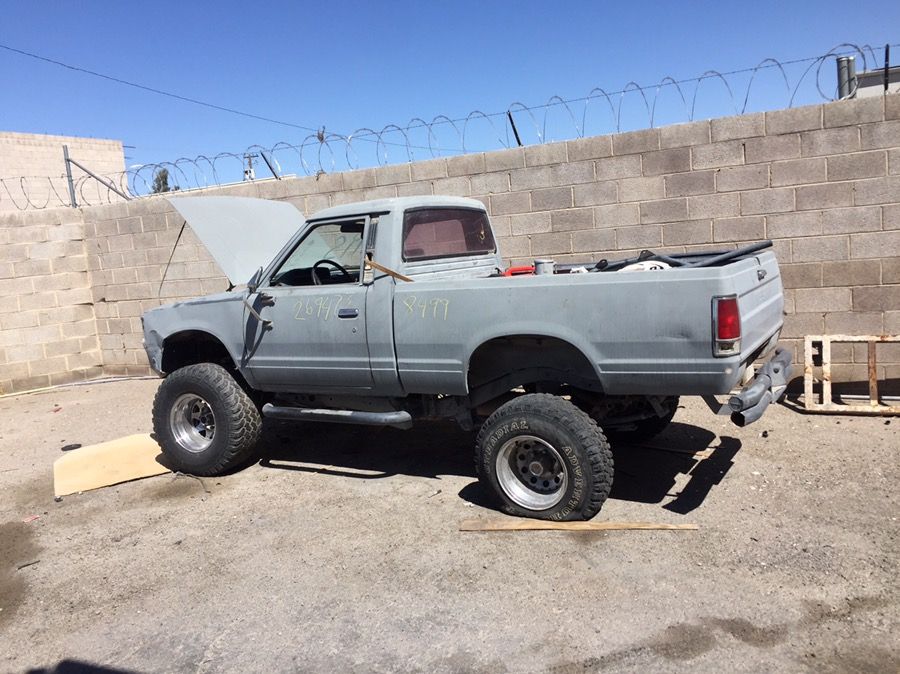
[
  {"left": 713, "top": 296, "right": 741, "bottom": 357},
  {"left": 716, "top": 297, "right": 741, "bottom": 340}
]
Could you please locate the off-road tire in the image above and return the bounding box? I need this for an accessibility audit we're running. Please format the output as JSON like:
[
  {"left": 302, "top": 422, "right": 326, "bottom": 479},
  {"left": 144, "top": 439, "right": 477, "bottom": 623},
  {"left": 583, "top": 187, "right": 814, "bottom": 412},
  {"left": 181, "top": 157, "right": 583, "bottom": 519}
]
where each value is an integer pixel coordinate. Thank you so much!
[
  {"left": 152, "top": 363, "right": 262, "bottom": 476},
  {"left": 475, "top": 393, "right": 614, "bottom": 521},
  {"left": 604, "top": 396, "right": 679, "bottom": 444}
]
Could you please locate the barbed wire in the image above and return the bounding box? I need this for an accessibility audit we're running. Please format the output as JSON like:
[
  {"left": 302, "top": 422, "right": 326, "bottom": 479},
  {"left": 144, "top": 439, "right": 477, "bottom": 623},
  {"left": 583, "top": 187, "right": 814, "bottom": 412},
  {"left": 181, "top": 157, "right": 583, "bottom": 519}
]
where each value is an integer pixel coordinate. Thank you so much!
[{"left": 1, "top": 41, "right": 894, "bottom": 211}]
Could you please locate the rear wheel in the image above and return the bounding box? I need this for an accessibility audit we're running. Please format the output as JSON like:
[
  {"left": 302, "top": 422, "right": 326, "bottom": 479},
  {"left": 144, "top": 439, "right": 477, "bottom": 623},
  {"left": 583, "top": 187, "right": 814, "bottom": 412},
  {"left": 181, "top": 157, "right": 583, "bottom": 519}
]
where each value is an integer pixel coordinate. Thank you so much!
[
  {"left": 475, "top": 393, "right": 613, "bottom": 521},
  {"left": 152, "top": 363, "right": 262, "bottom": 475}
]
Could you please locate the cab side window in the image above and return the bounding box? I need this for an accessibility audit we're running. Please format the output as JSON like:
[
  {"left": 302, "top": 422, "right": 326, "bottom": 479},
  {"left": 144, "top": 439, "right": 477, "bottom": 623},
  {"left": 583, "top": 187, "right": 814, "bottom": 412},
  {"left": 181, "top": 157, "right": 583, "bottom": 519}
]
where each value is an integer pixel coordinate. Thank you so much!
[{"left": 270, "top": 220, "right": 364, "bottom": 287}]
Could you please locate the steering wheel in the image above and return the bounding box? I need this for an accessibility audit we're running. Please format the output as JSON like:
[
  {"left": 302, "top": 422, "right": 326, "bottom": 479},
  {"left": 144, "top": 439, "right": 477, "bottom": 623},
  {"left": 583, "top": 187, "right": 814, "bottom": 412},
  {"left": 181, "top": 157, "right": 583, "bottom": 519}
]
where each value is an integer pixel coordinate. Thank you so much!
[{"left": 312, "top": 259, "right": 352, "bottom": 285}]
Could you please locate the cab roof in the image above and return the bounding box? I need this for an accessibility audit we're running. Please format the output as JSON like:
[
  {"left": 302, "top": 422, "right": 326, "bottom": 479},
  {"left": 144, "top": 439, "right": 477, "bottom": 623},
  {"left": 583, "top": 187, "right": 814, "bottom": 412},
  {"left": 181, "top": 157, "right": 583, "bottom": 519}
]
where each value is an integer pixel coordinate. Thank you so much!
[{"left": 307, "top": 195, "right": 487, "bottom": 222}]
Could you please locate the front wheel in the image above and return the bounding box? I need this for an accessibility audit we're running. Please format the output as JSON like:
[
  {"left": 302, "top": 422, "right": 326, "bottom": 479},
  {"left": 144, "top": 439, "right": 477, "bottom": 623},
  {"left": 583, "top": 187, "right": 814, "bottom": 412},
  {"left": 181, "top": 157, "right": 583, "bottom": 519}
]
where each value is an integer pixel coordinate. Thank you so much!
[
  {"left": 152, "top": 363, "right": 262, "bottom": 476},
  {"left": 475, "top": 394, "right": 614, "bottom": 521}
]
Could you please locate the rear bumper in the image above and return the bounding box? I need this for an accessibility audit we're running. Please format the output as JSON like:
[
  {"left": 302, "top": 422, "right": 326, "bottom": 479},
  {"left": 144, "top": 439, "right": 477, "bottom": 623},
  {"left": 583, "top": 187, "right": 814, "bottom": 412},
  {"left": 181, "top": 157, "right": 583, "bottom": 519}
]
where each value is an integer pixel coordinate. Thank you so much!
[{"left": 728, "top": 347, "right": 793, "bottom": 427}]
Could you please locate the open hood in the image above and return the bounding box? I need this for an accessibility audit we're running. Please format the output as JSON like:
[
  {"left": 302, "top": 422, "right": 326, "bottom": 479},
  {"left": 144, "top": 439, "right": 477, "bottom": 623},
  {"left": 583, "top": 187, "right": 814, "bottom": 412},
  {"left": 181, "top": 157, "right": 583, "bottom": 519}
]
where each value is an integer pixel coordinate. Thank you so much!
[{"left": 167, "top": 196, "right": 304, "bottom": 285}]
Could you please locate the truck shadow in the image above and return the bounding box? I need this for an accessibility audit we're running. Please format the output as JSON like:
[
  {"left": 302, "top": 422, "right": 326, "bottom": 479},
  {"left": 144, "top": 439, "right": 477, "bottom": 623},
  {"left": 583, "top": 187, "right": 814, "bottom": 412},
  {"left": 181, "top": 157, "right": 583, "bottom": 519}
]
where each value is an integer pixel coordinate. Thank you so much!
[{"left": 257, "top": 419, "right": 740, "bottom": 515}]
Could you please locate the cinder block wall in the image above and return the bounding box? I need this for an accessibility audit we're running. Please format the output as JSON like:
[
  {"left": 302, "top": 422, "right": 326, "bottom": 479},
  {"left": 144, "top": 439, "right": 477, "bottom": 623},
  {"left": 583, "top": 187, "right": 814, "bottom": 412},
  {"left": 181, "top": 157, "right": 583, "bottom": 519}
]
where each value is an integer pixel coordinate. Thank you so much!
[
  {"left": 1, "top": 95, "right": 898, "bottom": 394},
  {"left": 0, "top": 208, "right": 102, "bottom": 392}
]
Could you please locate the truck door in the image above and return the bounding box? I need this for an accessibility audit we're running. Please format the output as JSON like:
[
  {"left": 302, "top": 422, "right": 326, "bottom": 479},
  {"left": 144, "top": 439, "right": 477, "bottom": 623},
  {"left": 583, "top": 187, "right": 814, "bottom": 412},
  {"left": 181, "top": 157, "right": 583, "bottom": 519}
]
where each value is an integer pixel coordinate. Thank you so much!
[{"left": 243, "top": 217, "right": 373, "bottom": 391}]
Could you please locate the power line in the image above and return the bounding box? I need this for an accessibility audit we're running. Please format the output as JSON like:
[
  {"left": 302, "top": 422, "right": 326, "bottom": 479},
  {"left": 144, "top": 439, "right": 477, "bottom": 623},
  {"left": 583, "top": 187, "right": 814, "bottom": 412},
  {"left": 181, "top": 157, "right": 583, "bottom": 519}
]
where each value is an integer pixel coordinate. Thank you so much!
[{"left": 0, "top": 43, "right": 325, "bottom": 135}]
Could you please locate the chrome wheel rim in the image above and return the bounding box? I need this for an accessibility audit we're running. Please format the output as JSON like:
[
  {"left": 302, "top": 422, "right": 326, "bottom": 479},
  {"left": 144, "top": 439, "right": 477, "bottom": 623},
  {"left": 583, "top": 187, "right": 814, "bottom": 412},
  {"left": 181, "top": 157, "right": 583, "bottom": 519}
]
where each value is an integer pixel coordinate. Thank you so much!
[
  {"left": 495, "top": 435, "right": 568, "bottom": 510},
  {"left": 169, "top": 393, "right": 216, "bottom": 453}
]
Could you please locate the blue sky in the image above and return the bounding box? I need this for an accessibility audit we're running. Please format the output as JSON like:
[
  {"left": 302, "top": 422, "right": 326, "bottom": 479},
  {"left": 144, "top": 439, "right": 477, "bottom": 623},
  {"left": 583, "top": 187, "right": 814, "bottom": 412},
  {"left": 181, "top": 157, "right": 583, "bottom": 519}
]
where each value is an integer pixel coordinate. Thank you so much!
[{"left": 1, "top": 0, "right": 898, "bottom": 182}]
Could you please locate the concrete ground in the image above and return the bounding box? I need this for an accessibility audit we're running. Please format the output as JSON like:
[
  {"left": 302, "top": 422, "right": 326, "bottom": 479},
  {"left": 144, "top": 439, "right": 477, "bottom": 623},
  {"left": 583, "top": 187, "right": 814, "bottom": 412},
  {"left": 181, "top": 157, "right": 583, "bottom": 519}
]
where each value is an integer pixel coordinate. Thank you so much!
[{"left": 0, "top": 379, "right": 897, "bottom": 673}]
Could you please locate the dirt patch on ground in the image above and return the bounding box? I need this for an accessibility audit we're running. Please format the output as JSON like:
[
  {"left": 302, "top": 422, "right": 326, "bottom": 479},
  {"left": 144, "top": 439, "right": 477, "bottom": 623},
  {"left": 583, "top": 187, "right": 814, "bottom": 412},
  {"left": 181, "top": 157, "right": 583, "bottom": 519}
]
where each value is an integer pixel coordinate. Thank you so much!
[{"left": 0, "top": 379, "right": 897, "bottom": 672}]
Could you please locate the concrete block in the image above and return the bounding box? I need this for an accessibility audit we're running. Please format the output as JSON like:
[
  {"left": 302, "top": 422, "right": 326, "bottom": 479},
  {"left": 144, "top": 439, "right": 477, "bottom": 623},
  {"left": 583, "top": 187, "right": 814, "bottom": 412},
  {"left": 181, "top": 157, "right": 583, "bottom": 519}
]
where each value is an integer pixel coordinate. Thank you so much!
[
  {"left": 853, "top": 176, "right": 900, "bottom": 206},
  {"left": 780, "top": 262, "right": 822, "bottom": 289},
  {"left": 618, "top": 177, "right": 665, "bottom": 202},
  {"left": 551, "top": 208, "right": 593, "bottom": 232},
  {"left": 8, "top": 225, "right": 48, "bottom": 244},
  {"left": 821, "top": 260, "right": 881, "bottom": 287},
  {"left": 824, "top": 96, "right": 884, "bottom": 128},
  {"left": 14, "top": 259, "right": 52, "bottom": 276},
  {"left": 712, "top": 215, "right": 767, "bottom": 243},
  {"left": 782, "top": 313, "right": 825, "bottom": 339},
  {"left": 741, "top": 187, "right": 795, "bottom": 215},
  {"left": 51, "top": 255, "right": 88, "bottom": 273},
  {"left": 859, "top": 120, "right": 900, "bottom": 150},
  {"left": 567, "top": 136, "right": 612, "bottom": 161},
  {"left": 662, "top": 220, "right": 712, "bottom": 245},
  {"left": 890, "top": 149, "right": 900, "bottom": 175},
  {"left": 659, "top": 120, "right": 710, "bottom": 149},
  {"left": 511, "top": 161, "right": 594, "bottom": 191},
  {"left": 524, "top": 142, "right": 567, "bottom": 167},
  {"left": 711, "top": 113, "right": 765, "bottom": 141},
  {"left": 363, "top": 185, "right": 397, "bottom": 201},
  {"left": 430, "top": 177, "right": 469, "bottom": 197},
  {"left": 886, "top": 311, "right": 900, "bottom": 333},
  {"left": 821, "top": 206, "right": 882, "bottom": 234},
  {"left": 496, "top": 236, "right": 530, "bottom": 258},
  {"left": 490, "top": 191, "right": 530, "bottom": 215},
  {"left": 140, "top": 213, "right": 169, "bottom": 233},
  {"left": 484, "top": 147, "right": 525, "bottom": 172},
  {"left": 616, "top": 225, "right": 662, "bottom": 249},
  {"left": 594, "top": 155, "right": 642, "bottom": 180},
  {"left": 373, "top": 163, "right": 411, "bottom": 186},
  {"left": 572, "top": 229, "right": 616, "bottom": 253},
  {"left": 530, "top": 232, "right": 572, "bottom": 255},
  {"left": 824, "top": 312, "right": 884, "bottom": 335},
  {"left": 717, "top": 165, "right": 769, "bottom": 192},
  {"left": 689, "top": 193, "right": 740, "bottom": 219},
  {"left": 795, "top": 182, "right": 853, "bottom": 211},
  {"left": 409, "top": 159, "right": 447, "bottom": 182},
  {"left": 0, "top": 310, "right": 40, "bottom": 331},
  {"left": 850, "top": 230, "right": 900, "bottom": 259},
  {"left": 116, "top": 216, "right": 142, "bottom": 235},
  {"left": 594, "top": 203, "right": 640, "bottom": 228},
  {"left": 573, "top": 181, "right": 617, "bottom": 207},
  {"left": 882, "top": 257, "right": 900, "bottom": 284},
  {"left": 852, "top": 286, "right": 900, "bottom": 311},
  {"left": 827, "top": 151, "right": 887, "bottom": 181},
  {"left": 639, "top": 198, "right": 688, "bottom": 224},
  {"left": 56, "top": 287, "right": 93, "bottom": 306},
  {"left": 0, "top": 242, "right": 28, "bottom": 263},
  {"left": 47, "top": 223, "right": 85, "bottom": 242},
  {"left": 665, "top": 170, "right": 715, "bottom": 197},
  {"left": 612, "top": 128, "right": 659, "bottom": 155},
  {"left": 691, "top": 141, "right": 744, "bottom": 169},
  {"left": 531, "top": 187, "right": 573, "bottom": 211},
  {"left": 509, "top": 212, "right": 551, "bottom": 235},
  {"left": 765, "top": 104, "right": 822, "bottom": 135},
  {"left": 795, "top": 287, "right": 851, "bottom": 312},
  {"left": 642, "top": 148, "right": 690, "bottom": 176},
  {"left": 469, "top": 172, "right": 509, "bottom": 195},
  {"left": 745, "top": 134, "right": 800, "bottom": 163},
  {"left": 792, "top": 235, "right": 848, "bottom": 262},
  {"left": 342, "top": 168, "right": 377, "bottom": 190},
  {"left": 396, "top": 181, "right": 433, "bottom": 198},
  {"left": 447, "top": 153, "right": 486, "bottom": 177},
  {"left": 767, "top": 211, "right": 822, "bottom": 239},
  {"left": 885, "top": 94, "right": 900, "bottom": 120},
  {"left": 770, "top": 158, "right": 827, "bottom": 187},
  {"left": 801, "top": 127, "right": 860, "bottom": 157}
]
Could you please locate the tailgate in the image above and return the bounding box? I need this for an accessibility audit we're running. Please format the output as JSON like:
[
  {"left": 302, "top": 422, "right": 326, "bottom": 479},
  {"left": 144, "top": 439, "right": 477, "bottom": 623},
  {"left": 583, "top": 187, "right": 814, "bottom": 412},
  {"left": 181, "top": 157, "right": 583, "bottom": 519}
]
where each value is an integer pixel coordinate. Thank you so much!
[{"left": 732, "top": 251, "right": 784, "bottom": 361}]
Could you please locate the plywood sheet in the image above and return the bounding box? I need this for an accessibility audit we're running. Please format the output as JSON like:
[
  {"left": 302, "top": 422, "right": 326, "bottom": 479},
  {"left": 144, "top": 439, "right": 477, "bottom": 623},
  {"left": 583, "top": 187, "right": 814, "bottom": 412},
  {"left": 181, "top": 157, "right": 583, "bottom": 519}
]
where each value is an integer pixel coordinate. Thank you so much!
[{"left": 53, "top": 434, "right": 170, "bottom": 497}]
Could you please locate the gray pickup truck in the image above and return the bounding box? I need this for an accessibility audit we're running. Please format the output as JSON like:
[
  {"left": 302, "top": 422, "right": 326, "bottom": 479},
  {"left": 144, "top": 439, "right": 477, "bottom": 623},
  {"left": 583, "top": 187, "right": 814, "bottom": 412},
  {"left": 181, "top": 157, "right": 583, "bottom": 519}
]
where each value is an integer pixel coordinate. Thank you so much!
[{"left": 142, "top": 195, "right": 791, "bottom": 521}]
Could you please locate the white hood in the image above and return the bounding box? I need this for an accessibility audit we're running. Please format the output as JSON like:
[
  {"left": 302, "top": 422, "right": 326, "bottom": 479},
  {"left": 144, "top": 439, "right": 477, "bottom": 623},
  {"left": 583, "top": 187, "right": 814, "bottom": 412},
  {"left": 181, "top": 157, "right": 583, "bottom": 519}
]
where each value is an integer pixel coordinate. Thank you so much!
[{"left": 167, "top": 196, "right": 304, "bottom": 285}]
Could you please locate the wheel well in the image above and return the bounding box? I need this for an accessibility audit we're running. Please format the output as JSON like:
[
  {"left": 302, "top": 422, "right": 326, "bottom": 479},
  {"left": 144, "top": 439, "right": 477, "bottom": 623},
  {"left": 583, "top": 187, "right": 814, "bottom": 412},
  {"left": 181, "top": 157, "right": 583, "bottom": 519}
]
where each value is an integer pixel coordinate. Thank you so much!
[
  {"left": 467, "top": 335, "right": 601, "bottom": 396},
  {"left": 161, "top": 331, "right": 237, "bottom": 374}
]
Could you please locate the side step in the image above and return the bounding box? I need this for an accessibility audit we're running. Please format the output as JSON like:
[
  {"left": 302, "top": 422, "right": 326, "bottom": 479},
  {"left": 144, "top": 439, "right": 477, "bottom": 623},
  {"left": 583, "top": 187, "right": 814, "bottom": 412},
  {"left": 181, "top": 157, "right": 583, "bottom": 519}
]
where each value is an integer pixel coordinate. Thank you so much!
[{"left": 261, "top": 403, "right": 413, "bottom": 429}]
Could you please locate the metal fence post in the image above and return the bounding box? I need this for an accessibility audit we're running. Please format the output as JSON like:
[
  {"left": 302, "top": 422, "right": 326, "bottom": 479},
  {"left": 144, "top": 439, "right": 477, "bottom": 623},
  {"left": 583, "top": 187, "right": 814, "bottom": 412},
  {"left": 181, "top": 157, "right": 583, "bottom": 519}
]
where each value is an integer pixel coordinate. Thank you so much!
[{"left": 63, "top": 144, "right": 77, "bottom": 207}]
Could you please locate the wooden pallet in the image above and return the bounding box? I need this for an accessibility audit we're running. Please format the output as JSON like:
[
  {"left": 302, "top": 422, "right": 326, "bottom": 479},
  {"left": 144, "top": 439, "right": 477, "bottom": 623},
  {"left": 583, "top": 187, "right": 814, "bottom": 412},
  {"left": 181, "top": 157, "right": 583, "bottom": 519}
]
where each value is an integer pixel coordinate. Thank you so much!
[{"left": 804, "top": 334, "right": 900, "bottom": 415}]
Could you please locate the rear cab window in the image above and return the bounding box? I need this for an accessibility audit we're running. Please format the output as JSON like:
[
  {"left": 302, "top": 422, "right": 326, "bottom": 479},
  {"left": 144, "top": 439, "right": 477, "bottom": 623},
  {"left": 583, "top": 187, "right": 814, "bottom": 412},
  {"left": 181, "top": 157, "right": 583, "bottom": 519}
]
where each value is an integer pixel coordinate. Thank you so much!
[{"left": 402, "top": 208, "right": 496, "bottom": 262}]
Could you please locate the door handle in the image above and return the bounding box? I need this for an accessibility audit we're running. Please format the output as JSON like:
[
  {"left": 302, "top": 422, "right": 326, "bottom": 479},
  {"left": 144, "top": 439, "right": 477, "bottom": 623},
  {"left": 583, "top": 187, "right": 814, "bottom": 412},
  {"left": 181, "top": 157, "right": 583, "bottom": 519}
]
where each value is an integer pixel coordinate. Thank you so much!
[
  {"left": 338, "top": 308, "right": 359, "bottom": 319},
  {"left": 258, "top": 292, "right": 275, "bottom": 306}
]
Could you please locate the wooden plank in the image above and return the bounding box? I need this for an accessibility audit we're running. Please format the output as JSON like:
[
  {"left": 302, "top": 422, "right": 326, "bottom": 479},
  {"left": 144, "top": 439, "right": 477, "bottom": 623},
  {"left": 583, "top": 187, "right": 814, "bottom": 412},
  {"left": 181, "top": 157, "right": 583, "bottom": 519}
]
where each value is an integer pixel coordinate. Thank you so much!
[
  {"left": 868, "top": 341, "right": 879, "bottom": 407},
  {"left": 459, "top": 518, "right": 698, "bottom": 532}
]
